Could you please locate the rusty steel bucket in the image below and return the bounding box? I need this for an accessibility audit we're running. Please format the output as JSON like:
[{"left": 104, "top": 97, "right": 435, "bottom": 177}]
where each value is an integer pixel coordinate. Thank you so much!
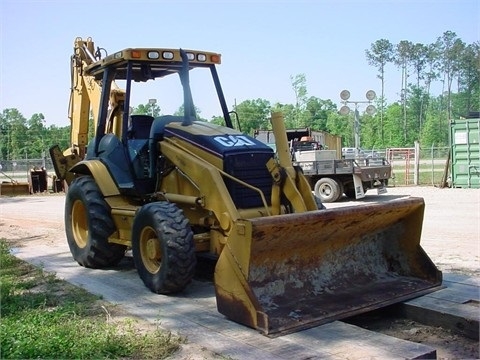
[{"left": 214, "top": 197, "right": 442, "bottom": 336}]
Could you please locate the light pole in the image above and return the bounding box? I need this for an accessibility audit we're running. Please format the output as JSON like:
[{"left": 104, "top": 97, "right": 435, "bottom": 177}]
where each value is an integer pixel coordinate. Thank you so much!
[
  {"left": 148, "top": 98, "right": 157, "bottom": 117},
  {"left": 339, "top": 90, "right": 376, "bottom": 157}
]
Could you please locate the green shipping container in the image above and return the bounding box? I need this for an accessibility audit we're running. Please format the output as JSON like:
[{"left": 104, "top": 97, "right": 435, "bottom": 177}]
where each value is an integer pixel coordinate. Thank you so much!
[{"left": 450, "top": 117, "right": 480, "bottom": 188}]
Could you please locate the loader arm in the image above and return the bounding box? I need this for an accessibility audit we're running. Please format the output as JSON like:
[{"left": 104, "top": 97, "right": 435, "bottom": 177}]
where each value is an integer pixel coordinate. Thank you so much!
[{"left": 268, "top": 112, "right": 318, "bottom": 214}]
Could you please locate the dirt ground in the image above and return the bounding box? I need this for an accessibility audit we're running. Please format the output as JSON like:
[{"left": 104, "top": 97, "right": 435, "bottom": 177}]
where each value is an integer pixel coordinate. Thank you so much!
[
  {"left": 0, "top": 186, "right": 478, "bottom": 359},
  {"left": 345, "top": 310, "right": 479, "bottom": 360}
]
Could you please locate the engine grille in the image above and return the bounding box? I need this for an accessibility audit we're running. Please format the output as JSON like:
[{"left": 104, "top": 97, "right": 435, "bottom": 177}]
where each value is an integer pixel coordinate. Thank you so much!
[{"left": 223, "top": 152, "right": 273, "bottom": 209}]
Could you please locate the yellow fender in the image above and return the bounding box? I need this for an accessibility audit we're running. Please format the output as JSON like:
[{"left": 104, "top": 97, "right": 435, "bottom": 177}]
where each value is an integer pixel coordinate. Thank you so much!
[{"left": 70, "top": 160, "right": 120, "bottom": 197}]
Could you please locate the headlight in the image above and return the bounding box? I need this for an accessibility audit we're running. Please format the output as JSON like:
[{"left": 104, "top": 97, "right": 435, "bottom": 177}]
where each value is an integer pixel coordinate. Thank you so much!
[
  {"left": 162, "top": 51, "right": 174, "bottom": 60},
  {"left": 147, "top": 51, "right": 160, "bottom": 59}
]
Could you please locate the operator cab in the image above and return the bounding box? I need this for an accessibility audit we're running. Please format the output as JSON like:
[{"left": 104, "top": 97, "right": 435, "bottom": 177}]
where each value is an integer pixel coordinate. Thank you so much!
[{"left": 87, "top": 47, "right": 234, "bottom": 198}]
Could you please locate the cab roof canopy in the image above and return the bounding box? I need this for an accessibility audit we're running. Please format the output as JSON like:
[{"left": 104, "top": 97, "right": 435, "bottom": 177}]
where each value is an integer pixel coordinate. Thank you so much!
[{"left": 85, "top": 48, "right": 221, "bottom": 81}]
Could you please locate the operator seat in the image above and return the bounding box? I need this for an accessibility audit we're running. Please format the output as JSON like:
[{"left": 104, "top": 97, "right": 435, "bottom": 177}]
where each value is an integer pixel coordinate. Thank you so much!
[
  {"left": 126, "top": 115, "right": 155, "bottom": 194},
  {"left": 128, "top": 115, "right": 154, "bottom": 139}
]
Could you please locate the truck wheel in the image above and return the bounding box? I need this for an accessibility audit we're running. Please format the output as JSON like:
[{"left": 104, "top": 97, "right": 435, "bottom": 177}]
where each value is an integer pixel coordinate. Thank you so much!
[
  {"left": 132, "top": 202, "right": 196, "bottom": 294},
  {"left": 314, "top": 178, "right": 341, "bottom": 203},
  {"left": 65, "top": 176, "right": 126, "bottom": 268}
]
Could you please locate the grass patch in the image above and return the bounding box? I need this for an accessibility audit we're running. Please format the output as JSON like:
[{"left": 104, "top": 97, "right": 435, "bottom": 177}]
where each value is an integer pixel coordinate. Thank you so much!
[
  {"left": 390, "top": 162, "right": 448, "bottom": 186},
  {"left": 390, "top": 170, "right": 446, "bottom": 186},
  {"left": 0, "top": 240, "right": 182, "bottom": 359}
]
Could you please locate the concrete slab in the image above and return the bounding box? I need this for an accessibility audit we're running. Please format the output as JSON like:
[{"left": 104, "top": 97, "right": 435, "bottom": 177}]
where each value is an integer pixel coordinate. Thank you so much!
[
  {"left": 12, "top": 243, "right": 437, "bottom": 360},
  {"left": 400, "top": 273, "right": 480, "bottom": 340}
]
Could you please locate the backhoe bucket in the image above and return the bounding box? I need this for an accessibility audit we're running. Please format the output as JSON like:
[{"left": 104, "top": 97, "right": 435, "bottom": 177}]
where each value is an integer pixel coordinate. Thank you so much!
[
  {"left": 214, "top": 197, "right": 442, "bottom": 336},
  {"left": 0, "top": 181, "right": 30, "bottom": 196}
]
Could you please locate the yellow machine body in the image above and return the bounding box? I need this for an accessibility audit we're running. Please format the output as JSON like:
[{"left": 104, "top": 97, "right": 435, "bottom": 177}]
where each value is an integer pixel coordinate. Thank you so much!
[{"left": 51, "top": 37, "right": 442, "bottom": 336}]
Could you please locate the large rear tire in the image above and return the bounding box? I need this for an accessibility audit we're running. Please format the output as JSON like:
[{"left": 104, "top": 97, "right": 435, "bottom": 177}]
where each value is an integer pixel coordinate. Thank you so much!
[
  {"left": 132, "top": 202, "right": 196, "bottom": 294},
  {"left": 65, "top": 176, "right": 126, "bottom": 268},
  {"left": 314, "top": 177, "right": 342, "bottom": 203}
]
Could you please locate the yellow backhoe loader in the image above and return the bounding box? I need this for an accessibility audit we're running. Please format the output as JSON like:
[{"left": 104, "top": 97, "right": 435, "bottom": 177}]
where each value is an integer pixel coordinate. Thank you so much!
[{"left": 50, "top": 37, "right": 441, "bottom": 336}]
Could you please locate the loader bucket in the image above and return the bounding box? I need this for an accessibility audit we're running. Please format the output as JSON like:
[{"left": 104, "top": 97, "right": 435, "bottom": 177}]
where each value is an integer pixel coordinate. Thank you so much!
[{"left": 214, "top": 197, "right": 442, "bottom": 336}]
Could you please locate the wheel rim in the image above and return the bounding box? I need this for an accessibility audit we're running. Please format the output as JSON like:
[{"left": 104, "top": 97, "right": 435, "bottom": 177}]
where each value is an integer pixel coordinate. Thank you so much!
[
  {"left": 318, "top": 183, "right": 332, "bottom": 196},
  {"left": 139, "top": 226, "right": 162, "bottom": 274},
  {"left": 71, "top": 199, "right": 88, "bottom": 248}
]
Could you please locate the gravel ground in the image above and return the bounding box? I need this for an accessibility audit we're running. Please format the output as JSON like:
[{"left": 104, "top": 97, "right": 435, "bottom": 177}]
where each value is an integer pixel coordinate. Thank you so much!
[
  {"left": 328, "top": 186, "right": 480, "bottom": 277},
  {"left": 0, "top": 185, "right": 478, "bottom": 359}
]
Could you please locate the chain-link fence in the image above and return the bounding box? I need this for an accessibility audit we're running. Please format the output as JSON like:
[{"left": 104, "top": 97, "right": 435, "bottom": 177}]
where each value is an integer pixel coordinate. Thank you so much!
[
  {"left": 1, "top": 158, "right": 53, "bottom": 171},
  {"left": 379, "top": 146, "right": 450, "bottom": 186},
  {"left": 0, "top": 145, "right": 451, "bottom": 191},
  {"left": 0, "top": 156, "right": 57, "bottom": 193}
]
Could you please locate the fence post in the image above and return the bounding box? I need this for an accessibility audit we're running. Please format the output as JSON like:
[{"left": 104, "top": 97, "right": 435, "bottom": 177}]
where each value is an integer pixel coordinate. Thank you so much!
[
  {"left": 431, "top": 143, "right": 435, "bottom": 186},
  {"left": 414, "top": 141, "right": 420, "bottom": 185}
]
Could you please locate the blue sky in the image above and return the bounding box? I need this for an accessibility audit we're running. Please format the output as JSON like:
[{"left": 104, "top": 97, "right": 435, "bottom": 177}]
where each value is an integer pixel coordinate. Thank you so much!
[{"left": 1, "top": 0, "right": 479, "bottom": 126}]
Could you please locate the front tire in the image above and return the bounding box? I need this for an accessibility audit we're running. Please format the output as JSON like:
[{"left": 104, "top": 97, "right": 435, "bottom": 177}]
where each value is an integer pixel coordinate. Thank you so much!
[
  {"left": 132, "top": 202, "right": 196, "bottom": 294},
  {"left": 65, "top": 176, "right": 126, "bottom": 268}
]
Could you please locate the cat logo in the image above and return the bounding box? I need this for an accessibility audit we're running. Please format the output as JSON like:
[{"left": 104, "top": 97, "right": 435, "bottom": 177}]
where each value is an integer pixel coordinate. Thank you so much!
[{"left": 213, "top": 135, "right": 256, "bottom": 147}]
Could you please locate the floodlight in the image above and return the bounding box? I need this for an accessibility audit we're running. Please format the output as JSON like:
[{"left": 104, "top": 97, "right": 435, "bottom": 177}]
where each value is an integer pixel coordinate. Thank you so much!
[
  {"left": 366, "top": 105, "right": 376, "bottom": 115},
  {"left": 366, "top": 90, "right": 376, "bottom": 101},
  {"left": 339, "top": 105, "right": 350, "bottom": 115},
  {"left": 340, "top": 90, "right": 351, "bottom": 101}
]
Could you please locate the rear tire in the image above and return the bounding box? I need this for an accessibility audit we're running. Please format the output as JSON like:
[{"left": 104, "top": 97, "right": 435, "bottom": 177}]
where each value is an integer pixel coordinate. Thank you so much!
[
  {"left": 132, "top": 202, "right": 196, "bottom": 294},
  {"left": 314, "top": 178, "right": 342, "bottom": 203},
  {"left": 65, "top": 176, "right": 126, "bottom": 268}
]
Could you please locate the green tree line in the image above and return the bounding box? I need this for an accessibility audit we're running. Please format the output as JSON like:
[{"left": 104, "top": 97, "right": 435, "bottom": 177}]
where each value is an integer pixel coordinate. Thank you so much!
[{"left": 1, "top": 31, "right": 477, "bottom": 161}]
